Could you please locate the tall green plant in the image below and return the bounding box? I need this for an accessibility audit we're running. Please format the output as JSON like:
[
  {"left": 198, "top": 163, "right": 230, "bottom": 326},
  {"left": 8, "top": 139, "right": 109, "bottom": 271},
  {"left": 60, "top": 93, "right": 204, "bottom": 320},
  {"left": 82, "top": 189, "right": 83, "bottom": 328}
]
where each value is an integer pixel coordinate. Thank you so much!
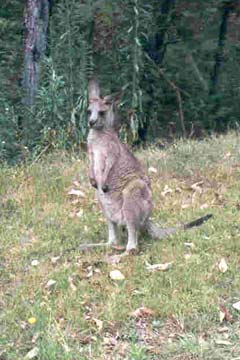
[{"left": 129, "top": 0, "right": 144, "bottom": 139}]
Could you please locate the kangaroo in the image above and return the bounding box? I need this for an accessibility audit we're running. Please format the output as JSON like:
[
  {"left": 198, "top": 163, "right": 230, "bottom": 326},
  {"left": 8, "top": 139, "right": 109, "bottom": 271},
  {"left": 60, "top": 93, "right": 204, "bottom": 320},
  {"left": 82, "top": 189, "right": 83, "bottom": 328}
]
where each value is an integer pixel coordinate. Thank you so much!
[{"left": 81, "top": 79, "right": 212, "bottom": 253}]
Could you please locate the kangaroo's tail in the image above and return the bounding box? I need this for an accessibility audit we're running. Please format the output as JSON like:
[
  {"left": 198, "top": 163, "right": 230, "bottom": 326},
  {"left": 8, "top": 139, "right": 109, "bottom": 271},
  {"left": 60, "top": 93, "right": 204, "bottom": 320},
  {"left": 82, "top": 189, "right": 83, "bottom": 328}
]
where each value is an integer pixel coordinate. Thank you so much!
[{"left": 145, "top": 214, "right": 213, "bottom": 240}]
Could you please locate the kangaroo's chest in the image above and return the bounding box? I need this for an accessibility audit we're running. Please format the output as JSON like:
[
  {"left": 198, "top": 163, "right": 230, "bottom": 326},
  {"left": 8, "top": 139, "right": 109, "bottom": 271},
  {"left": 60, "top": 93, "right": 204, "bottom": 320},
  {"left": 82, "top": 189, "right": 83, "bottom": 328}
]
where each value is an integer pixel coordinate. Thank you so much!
[
  {"left": 88, "top": 132, "right": 109, "bottom": 180},
  {"left": 93, "top": 146, "right": 106, "bottom": 179}
]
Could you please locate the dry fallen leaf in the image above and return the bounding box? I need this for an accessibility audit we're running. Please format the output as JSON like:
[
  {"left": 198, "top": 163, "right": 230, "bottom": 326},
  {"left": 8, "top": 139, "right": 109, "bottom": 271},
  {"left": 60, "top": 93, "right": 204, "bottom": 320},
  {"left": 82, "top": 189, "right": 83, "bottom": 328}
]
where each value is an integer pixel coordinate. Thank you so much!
[
  {"left": 223, "top": 152, "right": 231, "bottom": 159},
  {"left": 109, "top": 270, "right": 125, "bottom": 281},
  {"left": 76, "top": 209, "right": 84, "bottom": 218},
  {"left": 232, "top": 301, "right": 240, "bottom": 311},
  {"left": 184, "top": 242, "right": 194, "bottom": 249},
  {"left": 25, "top": 347, "right": 39, "bottom": 359},
  {"left": 217, "top": 326, "right": 229, "bottom": 333},
  {"left": 45, "top": 279, "right": 57, "bottom": 288},
  {"left": 215, "top": 339, "right": 232, "bottom": 346},
  {"left": 86, "top": 266, "right": 93, "bottom": 278},
  {"left": 181, "top": 201, "right": 191, "bottom": 209},
  {"left": 104, "top": 254, "right": 122, "bottom": 265},
  {"left": 68, "top": 276, "right": 77, "bottom": 292},
  {"left": 218, "top": 258, "right": 228, "bottom": 273},
  {"left": 103, "top": 336, "right": 117, "bottom": 347},
  {"left": 73, "top": 180, "right": 81, "bottom": 187},
  {"left": 51, "top": 256, "right": 60, "bottom": 264},
  {"left": 63, "top": 343, "right": 70, "bottom": 353},
  {"left": 67, "top": 189, "right": 85, "bottom": 198},
  {"left": 20, "top": 321, "right": 27, "bottom": 329},
  {"left": 79, "top": 335, "right": 92, "bottom": 345},
  {"left": 191, "top": 181, "right": 204, "bottom": 193},
  {"left": 184, "top": 254, "right": 192, "bottom": 260},
  {"left": 130, "top": 306, "right": 155, "bottom": 318},
  {"left": 219, "top": 311, "right": 225, "bottom": 324},
  {"left": 93, "top": 318, "right": 103, "bottom": 331},
  {"left": 31, "top": 260, "right": 39, "bottom": 267},
  {"left": 161, "top": 185, "right": 173, "bottom": 197},
  {"left": 219, "top": 305, "right": 232, "bottom": 323},
  {"left": 200, "top": 203, "right": 209, "bottom": 210},
  {"left": 148, "top": 166, "right": 157, "bottom": 174},
  {"left": 31, "top": 332, "right": 40, "bottom": 344},
  {"left": 146, "top": 262, "right": 172, "bottom": 272}
]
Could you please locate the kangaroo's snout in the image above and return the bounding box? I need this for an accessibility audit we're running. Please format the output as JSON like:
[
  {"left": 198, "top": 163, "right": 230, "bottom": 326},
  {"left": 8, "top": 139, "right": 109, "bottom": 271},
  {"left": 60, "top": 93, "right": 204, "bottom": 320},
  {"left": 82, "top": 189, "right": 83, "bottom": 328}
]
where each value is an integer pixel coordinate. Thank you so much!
[
  {"left": 88, "top": 108, "right": 99, "bottom": 127},
  {"left": 88, "top": 118, "right": 97, "bottom": 127}
]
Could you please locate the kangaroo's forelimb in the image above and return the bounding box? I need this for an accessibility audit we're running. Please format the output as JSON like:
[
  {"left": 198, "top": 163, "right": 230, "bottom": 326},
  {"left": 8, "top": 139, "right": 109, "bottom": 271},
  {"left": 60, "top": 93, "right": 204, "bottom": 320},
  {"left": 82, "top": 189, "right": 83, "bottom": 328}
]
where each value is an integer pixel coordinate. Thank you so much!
[{"left": 100, "top": 153, "right": 116, "bottom": 191}]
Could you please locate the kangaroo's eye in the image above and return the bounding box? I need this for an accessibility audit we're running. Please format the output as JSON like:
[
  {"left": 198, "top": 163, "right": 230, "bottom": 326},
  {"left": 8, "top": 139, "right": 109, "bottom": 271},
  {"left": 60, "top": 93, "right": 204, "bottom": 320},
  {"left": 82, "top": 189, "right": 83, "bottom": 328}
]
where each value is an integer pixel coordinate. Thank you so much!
[
  {"left": 87, "top": 109, "right": 91, "bottom": 114},
  {"left": 99, "top": 111, "right": 105, "bottom": 116}
]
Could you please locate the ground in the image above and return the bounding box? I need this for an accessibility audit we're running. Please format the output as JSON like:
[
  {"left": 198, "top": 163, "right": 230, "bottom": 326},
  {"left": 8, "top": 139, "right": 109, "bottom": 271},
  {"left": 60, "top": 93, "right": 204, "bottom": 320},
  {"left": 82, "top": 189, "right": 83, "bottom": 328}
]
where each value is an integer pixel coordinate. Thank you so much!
[{"left": 0, "top": 133, "right": 240, "bottom": 359}]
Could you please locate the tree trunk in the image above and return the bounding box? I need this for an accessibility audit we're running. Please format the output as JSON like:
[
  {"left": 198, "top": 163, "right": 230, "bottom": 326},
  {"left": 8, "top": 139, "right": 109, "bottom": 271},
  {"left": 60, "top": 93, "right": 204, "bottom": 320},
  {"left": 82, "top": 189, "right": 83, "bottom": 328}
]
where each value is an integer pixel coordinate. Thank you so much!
[
  {"left": 139, "top": 0, "right": 176, "bottom": 142},
  {"left": 210, "top": 1, "right": 235, "bottom": 95},
  {"left": 22, "top": 0, "right": 51, "bottom": 106},
  {"left": 146, "top": 0, "right": 176, "bottom": 65}
]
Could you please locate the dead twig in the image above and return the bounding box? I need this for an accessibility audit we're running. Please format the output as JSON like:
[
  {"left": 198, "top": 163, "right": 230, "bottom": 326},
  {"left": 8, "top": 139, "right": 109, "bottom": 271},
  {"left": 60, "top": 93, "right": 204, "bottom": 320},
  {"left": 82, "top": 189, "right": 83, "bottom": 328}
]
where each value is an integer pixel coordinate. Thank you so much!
[{"left": 158, "top": 68, "right": 187, "bottom": 138}]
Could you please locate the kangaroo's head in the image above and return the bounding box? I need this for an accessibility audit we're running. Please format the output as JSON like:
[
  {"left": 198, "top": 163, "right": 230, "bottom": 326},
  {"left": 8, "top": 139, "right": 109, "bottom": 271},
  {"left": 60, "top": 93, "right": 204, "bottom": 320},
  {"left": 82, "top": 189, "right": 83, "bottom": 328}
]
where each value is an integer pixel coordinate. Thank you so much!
[{"left": 88, "top": 79, "right": 121, "bottom": 131}]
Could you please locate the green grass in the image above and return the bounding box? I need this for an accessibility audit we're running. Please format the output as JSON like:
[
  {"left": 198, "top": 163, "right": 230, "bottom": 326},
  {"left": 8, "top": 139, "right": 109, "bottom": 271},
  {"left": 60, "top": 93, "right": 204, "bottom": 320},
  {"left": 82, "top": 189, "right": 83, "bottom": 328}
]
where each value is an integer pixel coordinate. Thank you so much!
[{"left": 1, "top": 133, "right": 240, "bottom": 359}]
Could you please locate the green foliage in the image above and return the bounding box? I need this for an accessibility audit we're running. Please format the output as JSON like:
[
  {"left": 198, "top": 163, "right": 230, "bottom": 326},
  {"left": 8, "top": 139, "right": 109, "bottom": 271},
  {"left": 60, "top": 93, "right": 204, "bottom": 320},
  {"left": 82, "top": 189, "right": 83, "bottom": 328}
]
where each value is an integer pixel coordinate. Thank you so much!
[{"left": 0, "top": 0, "right": 240, "bottom": 162}]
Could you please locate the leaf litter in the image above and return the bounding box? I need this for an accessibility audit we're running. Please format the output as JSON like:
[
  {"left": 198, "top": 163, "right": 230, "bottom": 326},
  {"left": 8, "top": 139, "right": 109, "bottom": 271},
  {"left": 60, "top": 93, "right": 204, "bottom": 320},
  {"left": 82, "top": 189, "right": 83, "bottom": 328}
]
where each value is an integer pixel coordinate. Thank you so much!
[
  {"left": 109, "top": 270, "right": 125, "bottom": 281},
  {"left": 146, "top": 261, "right": 173, "bottom": 272},
  {"left": 130, "top": 306, "right": 155, "bottom": 318},
  {"left": 232, "top": 301, "right": 240, "bottom": 311},
  {"left": 218, "top": 258, "right": 228, "bottom": 273},
  {"left": 67, "top": 189, "right": 86, "bottom": 198}
]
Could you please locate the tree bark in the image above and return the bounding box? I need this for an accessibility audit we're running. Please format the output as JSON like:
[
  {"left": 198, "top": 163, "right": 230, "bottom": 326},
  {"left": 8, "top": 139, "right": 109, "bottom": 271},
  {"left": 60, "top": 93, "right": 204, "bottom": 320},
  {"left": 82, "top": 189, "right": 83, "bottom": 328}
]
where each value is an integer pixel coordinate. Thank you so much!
[
  {"left": 146, "top": 0, "right": 176, "bottom": 65},
  {"left": 22, "top": 0, "right": 51, "bottom": 106},
  {"left": 209, "top": 1, "right": 236, "bottom": 95},
  {"left": 139, "top": 0, "right": 176, "bottom": 142}
]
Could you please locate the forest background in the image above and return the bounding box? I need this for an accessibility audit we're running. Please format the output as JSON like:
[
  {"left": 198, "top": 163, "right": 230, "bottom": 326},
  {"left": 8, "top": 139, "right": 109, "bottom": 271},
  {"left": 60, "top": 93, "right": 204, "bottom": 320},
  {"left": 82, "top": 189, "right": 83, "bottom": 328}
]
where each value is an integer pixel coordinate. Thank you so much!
[
  {"left": 1, "top": 2, "right": 240, "bottom": 358},
  {"left": 1, "top": 0, "right": 240, "bottom": 163}
]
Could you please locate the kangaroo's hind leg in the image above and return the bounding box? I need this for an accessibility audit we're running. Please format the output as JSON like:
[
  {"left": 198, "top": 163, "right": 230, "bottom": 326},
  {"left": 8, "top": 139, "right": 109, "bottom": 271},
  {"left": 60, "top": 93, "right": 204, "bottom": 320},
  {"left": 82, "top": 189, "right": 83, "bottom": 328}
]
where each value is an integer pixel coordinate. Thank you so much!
[
  {"left": 122, "top": 180, "right": 153, "bottom": 253},
  {"left": 107, "top": 221, "right": 119, "bottom": 246},
  {"left": 126, "top": 222, "right": 138, "bottom": 252}
]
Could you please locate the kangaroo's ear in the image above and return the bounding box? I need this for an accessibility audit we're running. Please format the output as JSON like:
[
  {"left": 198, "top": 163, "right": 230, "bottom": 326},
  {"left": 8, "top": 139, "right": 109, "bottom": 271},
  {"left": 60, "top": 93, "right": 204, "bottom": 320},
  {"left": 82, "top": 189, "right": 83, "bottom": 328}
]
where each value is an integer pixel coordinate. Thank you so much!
[
  {"left": 88, "top": 79, "right": 100, "bottom": 99},
  {"left": 103, "top": 91, "right": 123, "bottom": 106}
]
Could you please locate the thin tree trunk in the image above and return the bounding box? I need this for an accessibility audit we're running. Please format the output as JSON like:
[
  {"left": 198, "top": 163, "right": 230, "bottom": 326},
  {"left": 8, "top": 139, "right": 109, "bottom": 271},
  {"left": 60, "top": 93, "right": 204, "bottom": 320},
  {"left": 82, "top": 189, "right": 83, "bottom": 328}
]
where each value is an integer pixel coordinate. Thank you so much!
[
  {"left": 186, "top": 53, "right": 208, "bottom": 92},
  {"left": 146, "top": 0, "right": 176, "bottom": 65},
  {"left": 158, "top": 68, "right": 186, "bottom": 137},
  {"left": 22, "top": 0, "right": 50, "bottom": 106},
  {"left": 139, "top": 0, "right": 176, "bottom": 142},
  {"left": 210, "top": 1, "right": 235, "bottom": 95}
]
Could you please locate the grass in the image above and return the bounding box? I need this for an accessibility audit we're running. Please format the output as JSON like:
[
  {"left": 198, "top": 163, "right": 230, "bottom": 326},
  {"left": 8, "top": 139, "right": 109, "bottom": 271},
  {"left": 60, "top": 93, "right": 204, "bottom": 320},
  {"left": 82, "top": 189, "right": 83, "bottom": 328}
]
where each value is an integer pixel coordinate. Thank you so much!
[{"left": 0, "top": 132, "right": 240, "bottom": 359}]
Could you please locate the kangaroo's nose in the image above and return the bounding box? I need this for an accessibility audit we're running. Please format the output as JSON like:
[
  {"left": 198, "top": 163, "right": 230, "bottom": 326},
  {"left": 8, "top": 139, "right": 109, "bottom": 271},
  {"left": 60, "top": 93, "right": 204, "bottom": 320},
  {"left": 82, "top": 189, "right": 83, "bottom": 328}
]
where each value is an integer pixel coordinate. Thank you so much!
[{"left": 89, "top": 118, "right": 97, "bottom": 127}]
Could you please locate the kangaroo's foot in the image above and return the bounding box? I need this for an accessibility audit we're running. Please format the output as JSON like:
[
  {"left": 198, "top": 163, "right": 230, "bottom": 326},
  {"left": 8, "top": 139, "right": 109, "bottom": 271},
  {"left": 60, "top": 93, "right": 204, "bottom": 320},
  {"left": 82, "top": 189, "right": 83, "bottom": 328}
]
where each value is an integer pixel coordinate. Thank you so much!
[{"left": 125, "top": 248, "right": 139, "bottom": 255}]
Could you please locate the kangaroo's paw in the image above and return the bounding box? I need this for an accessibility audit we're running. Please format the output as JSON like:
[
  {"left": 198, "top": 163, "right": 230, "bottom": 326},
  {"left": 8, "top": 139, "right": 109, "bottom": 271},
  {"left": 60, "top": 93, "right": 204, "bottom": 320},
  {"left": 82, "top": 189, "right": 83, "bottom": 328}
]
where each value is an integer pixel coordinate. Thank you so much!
[
  {"left": 124, "top": 248, "right": 139, "bottom": 256},
  {"left": 125, "top": 243, "right": 139, "bottom": 255}
]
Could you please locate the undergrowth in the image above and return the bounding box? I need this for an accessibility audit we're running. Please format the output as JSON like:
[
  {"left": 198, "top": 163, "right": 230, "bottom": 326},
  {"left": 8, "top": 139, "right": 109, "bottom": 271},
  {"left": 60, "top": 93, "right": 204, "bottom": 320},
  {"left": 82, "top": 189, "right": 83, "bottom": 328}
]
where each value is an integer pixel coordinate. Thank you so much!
[{"left": 0, "top": 133, "right": 240, "bottom": 359}]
